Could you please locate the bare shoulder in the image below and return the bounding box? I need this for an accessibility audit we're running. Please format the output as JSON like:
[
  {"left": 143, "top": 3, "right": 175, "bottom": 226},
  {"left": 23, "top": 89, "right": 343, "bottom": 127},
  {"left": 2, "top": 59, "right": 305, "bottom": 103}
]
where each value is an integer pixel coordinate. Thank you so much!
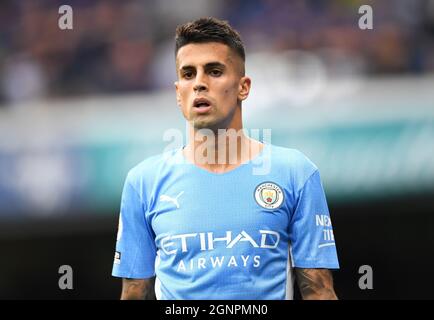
[
  {"left": 121, "top": 277, "right": 156, "bottom": 300},
  {"left": 294, "top": 268, "right": 338, "bottom": 300}
]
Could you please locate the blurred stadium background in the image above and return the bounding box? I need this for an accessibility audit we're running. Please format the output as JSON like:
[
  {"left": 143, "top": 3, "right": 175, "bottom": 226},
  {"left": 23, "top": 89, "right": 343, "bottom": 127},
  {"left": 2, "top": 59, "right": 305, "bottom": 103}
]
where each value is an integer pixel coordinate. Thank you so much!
[{"left": 1, "top": 0, "right": 434, "bottom": 299}]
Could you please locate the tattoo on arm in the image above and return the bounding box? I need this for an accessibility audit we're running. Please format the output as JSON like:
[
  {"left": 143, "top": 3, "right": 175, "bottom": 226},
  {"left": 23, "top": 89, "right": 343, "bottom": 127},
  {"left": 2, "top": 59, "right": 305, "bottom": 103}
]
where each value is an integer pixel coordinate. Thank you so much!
[
  {"left": 294, "top": 268, "right": 338, "bottom": 300},
  {"left": 121, "top": 277, "right": 156, "bottom": 300}
]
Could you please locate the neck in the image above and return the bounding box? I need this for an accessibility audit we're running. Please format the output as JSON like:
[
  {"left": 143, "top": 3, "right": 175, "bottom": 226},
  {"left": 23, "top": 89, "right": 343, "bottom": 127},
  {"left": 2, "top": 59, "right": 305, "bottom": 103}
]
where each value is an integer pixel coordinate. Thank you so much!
[{"left": 183, "top": 124, "right": 263, "bottom": 173}]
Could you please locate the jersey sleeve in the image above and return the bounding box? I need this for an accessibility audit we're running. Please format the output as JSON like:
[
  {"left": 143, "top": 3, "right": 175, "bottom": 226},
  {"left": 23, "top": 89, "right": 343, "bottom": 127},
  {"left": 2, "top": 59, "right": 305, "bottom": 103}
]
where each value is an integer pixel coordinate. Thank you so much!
[
  {"left": 288, "top": 170, "right": 340, "bottom": 269},
  {"left": 112, "top": 173, "right": 157, "bottom": 278}
]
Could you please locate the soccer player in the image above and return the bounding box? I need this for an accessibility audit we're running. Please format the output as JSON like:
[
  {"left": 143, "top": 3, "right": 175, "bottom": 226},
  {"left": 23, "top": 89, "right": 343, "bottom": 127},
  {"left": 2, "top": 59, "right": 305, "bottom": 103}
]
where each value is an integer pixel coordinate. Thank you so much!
[{"left": 112, "top": 17, "right": 339, "bottom": 300}]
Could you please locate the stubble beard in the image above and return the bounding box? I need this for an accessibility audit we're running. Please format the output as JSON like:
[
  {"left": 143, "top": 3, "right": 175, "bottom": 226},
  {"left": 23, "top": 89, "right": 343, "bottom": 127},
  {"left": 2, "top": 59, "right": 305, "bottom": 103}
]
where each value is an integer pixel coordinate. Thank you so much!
[{"left": 190, "top": 106, "right": 237, "bottom": 134}]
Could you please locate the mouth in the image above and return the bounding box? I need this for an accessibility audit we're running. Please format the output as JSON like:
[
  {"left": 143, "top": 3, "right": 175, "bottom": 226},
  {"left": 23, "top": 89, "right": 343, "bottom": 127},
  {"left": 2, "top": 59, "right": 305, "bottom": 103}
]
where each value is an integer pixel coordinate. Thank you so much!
[{"left": 193, "top": 97, "right": 212, "bottom": 114}]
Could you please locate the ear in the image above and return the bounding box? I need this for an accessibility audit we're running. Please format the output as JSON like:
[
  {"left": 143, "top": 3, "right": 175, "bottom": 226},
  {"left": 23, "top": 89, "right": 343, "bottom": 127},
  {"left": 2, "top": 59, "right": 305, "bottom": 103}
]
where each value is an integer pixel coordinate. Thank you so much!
[
  {"left": 174, "top": 81, "right": 181, "bottom": 106},
  {"left": 238, "top": 76, "right": 251, "bottom": 101}
]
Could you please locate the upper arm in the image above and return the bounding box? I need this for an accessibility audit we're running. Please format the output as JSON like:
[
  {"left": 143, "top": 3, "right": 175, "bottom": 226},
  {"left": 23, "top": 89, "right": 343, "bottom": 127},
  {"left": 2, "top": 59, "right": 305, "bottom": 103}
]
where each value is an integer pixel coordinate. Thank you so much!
[
  {"left": 112, "top": 175, "right": 157, "bottom": 279},
  {"left": 121, "top": 277, "right": 156, "bottom": 300},
  {"left": 289, "top": 169, "right": 339, "bottom": 269},
  {"left": 294, "top": 268, "right": 338, "bottom": 300}
]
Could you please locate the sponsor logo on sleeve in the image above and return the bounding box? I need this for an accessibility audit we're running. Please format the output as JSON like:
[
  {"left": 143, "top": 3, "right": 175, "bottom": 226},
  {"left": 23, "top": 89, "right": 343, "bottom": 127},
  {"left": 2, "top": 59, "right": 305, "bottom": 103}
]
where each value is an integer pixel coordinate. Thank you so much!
[{"left": 114, "top": 251, "right": 121, "bottom": 264}]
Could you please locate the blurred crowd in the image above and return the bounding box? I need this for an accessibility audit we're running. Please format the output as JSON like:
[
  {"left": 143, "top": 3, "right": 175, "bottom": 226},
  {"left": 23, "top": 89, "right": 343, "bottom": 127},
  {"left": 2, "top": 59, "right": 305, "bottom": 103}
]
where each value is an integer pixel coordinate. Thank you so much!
[{"left": 0, "top": 0, "right": 433, "bottom": 105}]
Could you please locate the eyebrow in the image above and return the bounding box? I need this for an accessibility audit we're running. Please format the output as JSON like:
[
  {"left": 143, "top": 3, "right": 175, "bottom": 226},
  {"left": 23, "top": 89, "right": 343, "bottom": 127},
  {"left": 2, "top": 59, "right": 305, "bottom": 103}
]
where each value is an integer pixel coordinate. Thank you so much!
[{"left": 179, "top": 62, "right": 226, "bottom": 72}]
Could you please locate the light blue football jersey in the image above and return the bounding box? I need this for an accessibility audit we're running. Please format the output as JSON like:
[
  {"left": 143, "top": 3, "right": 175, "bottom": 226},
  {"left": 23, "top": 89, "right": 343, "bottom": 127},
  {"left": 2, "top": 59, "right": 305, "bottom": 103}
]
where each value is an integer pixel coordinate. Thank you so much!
[{"left": 112, "top": 144, "right": 339, "bottom": 300}]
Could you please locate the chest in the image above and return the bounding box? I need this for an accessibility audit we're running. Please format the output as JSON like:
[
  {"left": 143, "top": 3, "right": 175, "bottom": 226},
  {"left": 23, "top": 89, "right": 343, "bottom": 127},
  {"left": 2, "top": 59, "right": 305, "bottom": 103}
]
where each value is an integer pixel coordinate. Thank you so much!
[{"left": 147, "top": 173, "right": 294, "bottom": 251}]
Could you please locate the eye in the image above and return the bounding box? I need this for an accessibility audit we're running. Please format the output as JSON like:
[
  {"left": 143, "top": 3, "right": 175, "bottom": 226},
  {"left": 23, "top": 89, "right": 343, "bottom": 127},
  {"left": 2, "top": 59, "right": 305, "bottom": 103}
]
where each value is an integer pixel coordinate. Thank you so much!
[
  {"left": 182, "top": 71, "right": 194, "bottom": 79},
  {"left": 209, "top": 69, "right": 222, "bottom": 77}
]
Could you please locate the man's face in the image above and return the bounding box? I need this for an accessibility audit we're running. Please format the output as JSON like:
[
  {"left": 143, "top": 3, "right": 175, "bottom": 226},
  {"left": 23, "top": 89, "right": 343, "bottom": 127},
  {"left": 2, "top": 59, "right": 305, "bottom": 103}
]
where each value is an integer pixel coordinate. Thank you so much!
[{"left": 175, "top": 42, "right": 250, "bottom": 131}]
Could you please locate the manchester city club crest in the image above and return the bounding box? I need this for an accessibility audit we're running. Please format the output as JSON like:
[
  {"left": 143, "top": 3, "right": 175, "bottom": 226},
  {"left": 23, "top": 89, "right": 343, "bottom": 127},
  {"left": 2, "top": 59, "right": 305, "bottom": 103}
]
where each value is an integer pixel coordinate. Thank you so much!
[{"left": 254, "top": 182, "right": 284, "bottom": 209}]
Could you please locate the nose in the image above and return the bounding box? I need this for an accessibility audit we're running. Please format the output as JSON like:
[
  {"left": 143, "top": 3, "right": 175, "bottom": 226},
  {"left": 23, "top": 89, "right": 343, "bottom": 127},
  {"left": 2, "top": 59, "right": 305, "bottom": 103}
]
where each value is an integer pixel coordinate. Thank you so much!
[
  {"left": 193, "top": 72, "right": 208, "bottom": 93},
  {"left": 194, "top": 83, "right": 207, "bottom": 92}
]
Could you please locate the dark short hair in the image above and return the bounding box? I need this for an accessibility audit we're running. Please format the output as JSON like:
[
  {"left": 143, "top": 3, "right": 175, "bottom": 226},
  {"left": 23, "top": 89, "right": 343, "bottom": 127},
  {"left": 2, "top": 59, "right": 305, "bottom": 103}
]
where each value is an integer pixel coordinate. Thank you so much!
[{"left": 175, "top": 17, "right": 245, "bottom": 61}]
